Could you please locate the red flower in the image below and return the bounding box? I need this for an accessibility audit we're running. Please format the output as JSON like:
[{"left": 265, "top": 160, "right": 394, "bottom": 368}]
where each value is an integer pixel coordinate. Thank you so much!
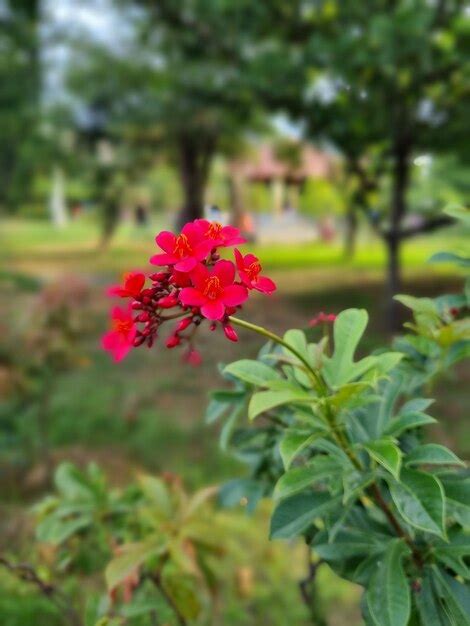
[
  {"left": 149, "top": 222, "right": 214, "bottom": 272},
  {"left": 234, "top": 249, "right": 276, "bottom": 294},
  {"left": 102, "top": 305, "right": 136, "bottom": 362},
  {"left": 108, "top": 272, "right": 145, "bottom": 299},
  {"left": 179, "top": 260, "right": 248, "bottom": 320},
  {"left": 195, "top": 219, "right": 246, "bottom": 247}
]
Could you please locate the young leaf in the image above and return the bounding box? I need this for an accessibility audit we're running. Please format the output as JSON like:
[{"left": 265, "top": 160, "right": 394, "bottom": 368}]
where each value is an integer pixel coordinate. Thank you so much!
[
  {"left": 248, "top": 388, "right": 312, "bottom": 420},
  {"left": 105, "top": 537, "right": 167, "bottom": 591},
  {"left": 364, "top": 439, "right": 402, "bottom": 479},
  {"left": 322, "top": 309, "right": 378, "bottom": 387},
  {"left": 389, "top": 469, "right": 446, "bottom": 539},
  {"left": 282, "top": 329, "right": 312, "bottom": 387},
  {"left": 279, "top": 429, "right": 324, "bottom": 469},
  {"left": 405, "top": 444, "right": 465, "bottom": 468},
  {"left": 366, "top": 539, "right": 411, "bottom": 626},
  {"left": 270, "top": 493, "right": 341, "bottom": 539},
  {"left": 223, "top": 359, "right": 281, "bottom": 387},
  {"left": 274, "top": 456, "right": 342, "bottom": 499}
]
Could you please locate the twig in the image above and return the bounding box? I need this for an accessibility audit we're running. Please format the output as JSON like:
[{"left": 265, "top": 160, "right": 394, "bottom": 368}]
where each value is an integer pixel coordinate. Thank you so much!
[
  {"left": 0, "top": 556, "right": 82, "bottom": 626},
  {"left": 299, "top": 550, "right": 327, "bottom": 626}
]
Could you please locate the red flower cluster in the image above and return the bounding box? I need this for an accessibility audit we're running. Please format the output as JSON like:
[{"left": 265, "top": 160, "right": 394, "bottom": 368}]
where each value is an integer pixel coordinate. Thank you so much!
[
  {"left": 102, "top": 220, "right": 276, "bottom": 363},
  {"left": 309, "top": 312, "right": 337, "bottom": 327}
]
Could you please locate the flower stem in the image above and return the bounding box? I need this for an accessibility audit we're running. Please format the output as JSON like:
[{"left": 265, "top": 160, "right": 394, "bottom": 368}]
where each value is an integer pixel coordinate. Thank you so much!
[{"left": 228, "top": 316, "right": 327, "bottom": 392}]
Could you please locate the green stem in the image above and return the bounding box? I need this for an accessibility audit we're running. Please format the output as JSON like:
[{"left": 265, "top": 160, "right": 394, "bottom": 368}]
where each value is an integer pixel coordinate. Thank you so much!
[
  {"left": 229, "top": 315, "right": 421, "bottom": 565},
  {"left": 229, "top": 316, "right": 327, "bottom": 393}
]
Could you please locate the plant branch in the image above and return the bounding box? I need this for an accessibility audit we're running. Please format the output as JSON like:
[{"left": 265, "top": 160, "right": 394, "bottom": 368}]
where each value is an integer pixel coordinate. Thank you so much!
[{"left": 0, "top": 556, "right": 82, "bottom": 626}]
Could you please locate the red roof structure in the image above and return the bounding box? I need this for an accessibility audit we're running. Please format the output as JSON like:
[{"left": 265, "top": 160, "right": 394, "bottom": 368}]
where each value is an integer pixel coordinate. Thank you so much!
[{"left": 230, "top": 143, "right": 335, "bottom": 184}]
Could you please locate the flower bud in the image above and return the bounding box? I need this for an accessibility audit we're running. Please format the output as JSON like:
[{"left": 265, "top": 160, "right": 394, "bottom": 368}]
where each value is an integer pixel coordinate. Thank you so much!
[
  {"left": 133, "top": 334, "right": 146, "bottom": 347},
  {"left": 131, "top": 301, "right": 142, "bottom": 310},
  {"left": 223, "top": 324, "right": 238, "bottom": 342},
  {"left": 185, "top": 349, "right": 202, "bottom": 366},
  {"left": 158, "top": 295, "right": 179, "bottom": 308},
  {"left": 176, "top": 317, "right": 192, "bottom": 332},
  {"left": 166, "top": 334, "right": 180, "bottom": 348},
  {"left": 150, "top": 272, "right": 168, "bottom": 283}
]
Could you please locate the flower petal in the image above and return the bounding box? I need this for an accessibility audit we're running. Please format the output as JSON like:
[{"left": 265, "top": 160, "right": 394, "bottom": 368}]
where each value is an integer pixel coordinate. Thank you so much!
[
  {"left": 179, "top": 287, "right": 207, "bottom": 307},
  {"left": 221, "top": 284, "right": 248, "bottom": 307},
  {"left": 254, "top": 276, "right": 276, "bottom": 294},
  {"left": 150, "top": 253, "right": 176, "bottom": 266},
  {"left": 214, "top": 260, "right": 236, "bottom": 286},
  {"left": 156, "top": 231, "right": 176, "bottom": 253},
  {"left": 175, "top": 257, "right": 198, "bottom": 272},
  {"left": 201, "top": 300, "right": 226, "bottom": 320}
]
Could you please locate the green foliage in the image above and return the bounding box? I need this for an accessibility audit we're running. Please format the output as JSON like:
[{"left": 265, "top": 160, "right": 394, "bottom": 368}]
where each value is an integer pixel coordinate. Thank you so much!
[{"left": 212, "top": 229, "right": 469, "bottom": 624}]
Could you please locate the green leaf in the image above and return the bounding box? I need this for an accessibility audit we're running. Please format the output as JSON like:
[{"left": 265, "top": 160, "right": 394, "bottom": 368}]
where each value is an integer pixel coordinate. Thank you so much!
[
  {"left": 376, "top": 375, "right": 403, "bottom": 436},
  {"left": 405, "top": 444, "right": 465, "bottom": 468},
  {"left": 270, "top": 493, "right": 341, "bottom": 539},
  {"left": 366, "top": 539, "right": 411, "bottom": 626},
  {"left": 440, "top": 473, "right": 470, "bottom": 526},
  {"left": 414, "top": 569, "right": 448, "bottom": 626},
  {"left": 430, "top": 251, "right": 470, "bottom": 268},
  {"left": 161, "top": 564, "right": 201, "bottom": 621},
  {"left": 314, "top": 528, "right": 390, "bottom": 560},
  {"left": 223, "top": 359, "right": 281, "bottom": 387},
  {"left": 389, "top": 469, "right": 446, "bottom": 539},
  {"left": 430, "top": 566, "right": 470, "bottom": 625},
  {"left": 274, "top": 456, "right": 342, "bottom": 499},
  {"left": 364, "top": 439, "right": 402, "bottom": 479},
  {"left": 218, "top": 478, "right": 265, "bottom": 514},
  {"left": 105, "top": 538, "right": 167, "bottom": 591},
  {"left": 36, "top": 515, "right": 91, "bottom": 545},
  {"left": 279, "top": 429, "right": 324, "bottom": 469},
  {"left": 384, "top": 411, "right": 436, "bottom": 437},
  {"left": 434, "top": 533, "right": 470, "bottom": 579},
  {"left": 322, "top": 309, "right": 377, "bottom": 387},
  {"left": 138, "top": 475, "right": 172, "bottom": 517},
  {"left": 248, "top": 388, "right": 312, "bottom": 420},
  {"left": 282, "top": 329, "right": 312, "bottom": 387}
]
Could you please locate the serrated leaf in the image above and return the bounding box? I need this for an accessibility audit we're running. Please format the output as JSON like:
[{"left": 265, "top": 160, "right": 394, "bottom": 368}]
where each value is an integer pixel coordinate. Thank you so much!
[
  {"left": 322, "top": 309, "right": 378, "bottom": 387},
  {"left": 389, "top": 469, "right": 446, "bottom": 538},
  {"left": 270, "top": 493, "right": 341, "bottom": 539},
  {"left": 279, "top": 429, "right": 324, "bottom": 469},
  {"left": 366, "top": 539, "right": 411, "bottom": 626},
  {"left": 364, "top": 439, "right": 402, "bottom": 479},
  {"left": 384, "top": 411, "right": 436, "bottom": 437},
  {"left": 405, "top": 444, "right": 465, "bottom": 468},
  {"left": 248, "top": 388, "right": 312, "bottom": 420},
  {"left": 223, "top": 359, "right": 281, "bottom": 387},
  {"left": 274, "top": 456, "right": 342, "bottom": 499}
]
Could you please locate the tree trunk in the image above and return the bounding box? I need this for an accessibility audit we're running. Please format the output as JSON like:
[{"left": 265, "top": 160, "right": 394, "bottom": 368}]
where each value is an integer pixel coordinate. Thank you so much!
[
  {"left": 386, "top": 143, "right": 409, "bottom": 331},
  {"left": 176, "top": 135, "right": 215, "bottom": 230},
  {"left": 343, "top": 205, "right": 358, "bottom": 259}
]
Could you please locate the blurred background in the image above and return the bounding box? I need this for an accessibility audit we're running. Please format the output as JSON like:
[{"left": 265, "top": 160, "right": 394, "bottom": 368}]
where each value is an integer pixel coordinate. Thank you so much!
[{"left": 0, "top": 1, "right": 469, "bottom": 624}]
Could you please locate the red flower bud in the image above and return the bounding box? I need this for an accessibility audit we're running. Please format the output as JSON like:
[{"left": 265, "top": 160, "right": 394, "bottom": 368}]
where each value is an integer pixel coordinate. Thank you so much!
[
  {"left": 223, "top": 324, "right": 238, "bottom": 342},
  {"left": 133, "top": 334, "right": 146, "bottom": 347},
  {"left": 150, "top": 272, "right": 168, "bottom": 282},
  {"left": 158, "top": 295, "right": 179, "bottom": 308},
  {"left": 166, "top": 334, "right": 180, "bottom": 348},
  {"left": 131, "top": 301, "right": 142, "bottom": 310},
  {"left": 185, "top": 349, "right": 202, "bottom": 366},
  {"left": 175, "top": 317, "right": 192, "bottom": 332}
]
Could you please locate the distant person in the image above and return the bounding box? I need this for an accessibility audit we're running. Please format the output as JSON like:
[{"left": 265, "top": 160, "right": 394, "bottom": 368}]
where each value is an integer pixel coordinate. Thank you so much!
[{"left": 135, "top": 205, "right": 148, "bottom": 226}]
